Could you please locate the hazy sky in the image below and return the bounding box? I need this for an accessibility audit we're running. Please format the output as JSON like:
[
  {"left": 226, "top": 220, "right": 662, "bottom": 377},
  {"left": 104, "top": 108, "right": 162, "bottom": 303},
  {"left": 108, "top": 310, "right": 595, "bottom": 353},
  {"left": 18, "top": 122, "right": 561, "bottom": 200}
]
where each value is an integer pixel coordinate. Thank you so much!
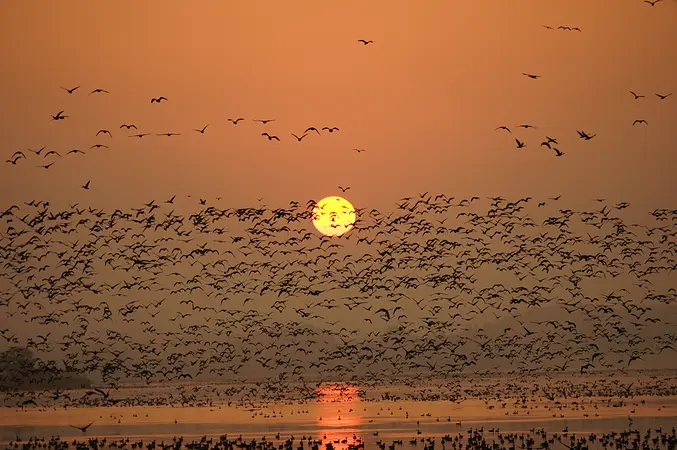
[{"left": 1, "top": 0, "right": 676, "bottom": 211}]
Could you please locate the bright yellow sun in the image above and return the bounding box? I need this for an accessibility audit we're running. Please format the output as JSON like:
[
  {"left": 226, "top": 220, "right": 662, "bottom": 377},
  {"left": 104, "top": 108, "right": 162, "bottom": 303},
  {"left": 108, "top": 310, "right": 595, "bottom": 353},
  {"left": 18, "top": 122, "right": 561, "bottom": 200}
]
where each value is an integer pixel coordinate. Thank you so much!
[{"left": 312, "top": 196, "right": 357, "bottom": 237}]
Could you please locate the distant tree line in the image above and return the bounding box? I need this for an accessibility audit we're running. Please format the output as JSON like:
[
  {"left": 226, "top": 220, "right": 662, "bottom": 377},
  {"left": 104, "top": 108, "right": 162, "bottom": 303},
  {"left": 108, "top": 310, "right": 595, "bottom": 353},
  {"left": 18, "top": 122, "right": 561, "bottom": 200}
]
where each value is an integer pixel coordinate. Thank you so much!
[{"left": 0, "top": 347, "right": 91, "bottom": 392}]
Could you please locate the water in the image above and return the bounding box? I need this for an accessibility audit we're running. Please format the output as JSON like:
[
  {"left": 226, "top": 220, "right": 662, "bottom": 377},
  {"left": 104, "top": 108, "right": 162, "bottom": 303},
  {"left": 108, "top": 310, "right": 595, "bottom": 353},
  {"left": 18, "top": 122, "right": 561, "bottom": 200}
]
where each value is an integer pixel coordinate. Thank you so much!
[{"left": 2, "top": 387, "right": 676, "bottom": 447}]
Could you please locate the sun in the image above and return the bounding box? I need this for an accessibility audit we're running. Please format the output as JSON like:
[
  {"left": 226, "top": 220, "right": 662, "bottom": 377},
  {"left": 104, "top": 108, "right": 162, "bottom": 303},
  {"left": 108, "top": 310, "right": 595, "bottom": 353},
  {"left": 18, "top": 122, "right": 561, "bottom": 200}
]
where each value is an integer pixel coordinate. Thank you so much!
[{"left": 312, "top": 196, "right": 357, "bottom": 237}]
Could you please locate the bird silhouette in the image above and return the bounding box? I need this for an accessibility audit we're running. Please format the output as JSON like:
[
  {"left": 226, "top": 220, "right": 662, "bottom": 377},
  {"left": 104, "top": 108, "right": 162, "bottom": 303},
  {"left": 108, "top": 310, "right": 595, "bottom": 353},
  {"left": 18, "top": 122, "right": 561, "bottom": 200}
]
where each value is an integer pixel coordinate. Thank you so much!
[
  {"left": 70, "top": 421, "right": 94, "bottom": 432},
  {"left": 262, "top": 133, "right": 280, "bottom": 141},
  {"left": 50, "top": 111, "right": 68, "bottom": 121},
  {"left": 577, "top": 130, "right": 596, "bottom": 140},
  {"left": 61, "top": 85, "right": 80, "bottom": 94}
]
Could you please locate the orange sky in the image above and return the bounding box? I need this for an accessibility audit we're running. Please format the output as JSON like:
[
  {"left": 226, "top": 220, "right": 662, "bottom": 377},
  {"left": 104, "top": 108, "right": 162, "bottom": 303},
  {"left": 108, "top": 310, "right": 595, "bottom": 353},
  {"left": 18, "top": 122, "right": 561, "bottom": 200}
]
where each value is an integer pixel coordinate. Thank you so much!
[{"left": 1, "top": 0, "right": 676, "bottom": 211}]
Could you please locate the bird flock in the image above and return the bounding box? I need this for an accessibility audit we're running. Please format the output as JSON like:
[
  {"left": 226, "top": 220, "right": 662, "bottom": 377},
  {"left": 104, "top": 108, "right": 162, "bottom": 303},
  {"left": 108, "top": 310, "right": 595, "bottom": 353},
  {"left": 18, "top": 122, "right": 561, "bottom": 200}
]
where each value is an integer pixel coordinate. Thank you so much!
[
  {"left": 494, "top": 91, "right": 670, "bottom": 155},
  {"left": 1, "top": 195, "right": 676, "bottom": 405},
  {"left": 490, "top": 5, "right": 673, "bottom": 156},
  {"left": 5, "top": 89, "right": 353, "bottom": 171},
  {"left": 4, "top": 40, "right": 375, "bottom": 174},
  {"left": 4, "top": 21, "right": 675, "bottom": 176},
  {"left": 1, "top": 2, "right": 677, "bottom": 415},
  {"left": 4, "top": 426, "right": 677, "bottom": 450}
]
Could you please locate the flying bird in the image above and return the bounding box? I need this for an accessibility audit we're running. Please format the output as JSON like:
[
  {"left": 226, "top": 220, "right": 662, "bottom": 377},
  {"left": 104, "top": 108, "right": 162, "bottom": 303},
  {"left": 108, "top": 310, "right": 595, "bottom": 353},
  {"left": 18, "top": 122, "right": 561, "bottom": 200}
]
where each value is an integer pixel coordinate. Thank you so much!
[
  {"left": 129, "top": 133, "right": 151, "bottom": 138},
  {"left": 96, "top": 129, "right": 112, "bottom": 137},
  {"left": 262, "top": 133, "right": 280, "bottom": 141},
  {"left": 495, "top": 126, "right": 511, "bottom": 133},
  {"left": 291, "top": 133, "right": 308, "bottom": 141},
  {"left": 254, "top": 119, "right": 275, "bottom": 124},
  {"left": 632, "top": 119, "right": 648, "bottom": 126},
  {"left": 229, "top": 118, "right": 244, "bottom": 124},
  {"left": 375, "top": 308, "right": 391, "bottom": 321},
  {"left": 515, "top": 139, "right": 526, "bottom": 148},
  {"left": 157, "top": 133, "right": 181, "bottom": 137},
  {"left": 322, "top": 127, "right": 340, "bottom": 133},
  {"left": 656, "top": 93, "right": 672, "bottom": 99},
  {"left": 522, "top": 73, "right": 541, "bottom": 79},
  {"left": 577, "top": 130, "right": 596, "bottom": 140},
  {"left": 120, "top": 124, "right": 137, "bottom": 129},
  {"left": 645, "top": 0, "right": 663, "bottom": 5},
  {"left": 70, "top": 421, "right": 95, "bottom": 432},
  {"left": 89, "top": 89, "right": 109, "bottom": 95},
  {"left": 82, "top": 181, "right": 91, "bottom": 190},
  {"left": 150, "top": 97, "right": 168, "bottom": 103},
  {"left": 6, "top": 153, "right": 25, "bottom": 164},
  {"left": 352, "top": 148, "right": 367, "bottom": 153},
  {"left": 358, "top": 39, "right": 374, "bottom": 45},
  {"left": 338, "top": 186, "right": 351, "bottom": 192},
  {"left": 193, "top": 124, "right": 209, "bottom": 133},
  {"left": 50, "top": 111, "right": 68, "bottom": 121},
  {"left": 61, "top": 85, "right": 80, "bottom": 94},
  {"left": 629, "top": 91, "right": 645, "bottom": 99}
]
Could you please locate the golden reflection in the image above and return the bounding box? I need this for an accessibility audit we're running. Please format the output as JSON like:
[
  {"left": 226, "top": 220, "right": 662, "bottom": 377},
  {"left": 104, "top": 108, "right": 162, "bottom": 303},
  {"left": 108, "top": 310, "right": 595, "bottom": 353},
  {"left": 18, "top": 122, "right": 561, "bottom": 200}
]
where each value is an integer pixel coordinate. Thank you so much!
[{"left": 315, "top": 383, "right": 363, "bottom": 450}]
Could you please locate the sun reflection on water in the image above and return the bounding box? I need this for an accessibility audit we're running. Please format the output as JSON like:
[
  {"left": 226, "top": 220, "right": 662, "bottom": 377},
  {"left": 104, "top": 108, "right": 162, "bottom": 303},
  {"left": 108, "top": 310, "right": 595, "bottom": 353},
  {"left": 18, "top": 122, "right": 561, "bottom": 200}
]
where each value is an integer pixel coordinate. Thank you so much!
[{"left": 315, "top": 383, "right": 364, "bottom": 450}]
